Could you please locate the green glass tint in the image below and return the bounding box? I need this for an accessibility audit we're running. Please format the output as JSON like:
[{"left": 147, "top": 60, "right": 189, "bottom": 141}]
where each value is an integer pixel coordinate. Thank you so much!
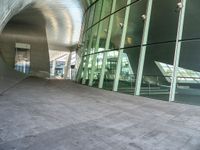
[
  {"left": 78, "top": 0, "right": 200, "bottom": 106},
  {"left": 101, "top": 0, "right": 113, "bottom": 19},
  {"left": 91, "top": 53, "right": 104, "bottom": 87},
  {"left": 175, "top": 41, "right": 200, "bottom": 105},
  {"left": 110, "top": 7, "right": 126, "bottom": 50},
  {"left": 83, "top": 10, "right": 90, "bottom": 33},
  {"left": 93, "top": 0, "right": 103, "bottom": 25},
  {"left": 125, "top": 0, "right": 147, "bottom": 47},
  {"left": 90, "top": 24, "right": 99, "bottom": 54},
  {"left": 83, "top": 55, "right": 93, "bottom": 84},
  {"left": 118, "top": 47, "right": 140, "bottom": 94},
  {"left": 87, "top": 4, "right": 96, "bottom": 28},
  {"left": 84, "top": 29, "right": 92, "bottom": 55},
  {"left": 103, "top": 51, "right": 119, "bottom": 90},
  {"left": 79, "top": 57, "right": 87, "bottom": 81},
  {"left": 115, "top": 0, "right": 127, "bottom": 11},
  {"left": 140, "top": 42, "right": 176, "bottom": 101},
  {"left": 98, "top": 17, "right": 110, "bottom": 52},
  {"left": 183, "top": 0, "right": 200, "bottom": 39},
  {"left": 148, "top": 0, "right": 179, "bottom": 44}
]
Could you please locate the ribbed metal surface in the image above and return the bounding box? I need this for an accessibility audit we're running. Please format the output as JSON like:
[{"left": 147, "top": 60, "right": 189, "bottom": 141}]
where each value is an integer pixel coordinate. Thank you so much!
[{"left": 0, "top": 0, "right": 87, "bottom": 49}]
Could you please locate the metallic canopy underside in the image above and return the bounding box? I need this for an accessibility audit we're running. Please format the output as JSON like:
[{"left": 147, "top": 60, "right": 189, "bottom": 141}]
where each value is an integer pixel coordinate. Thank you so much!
[{"left": 0, "top": 0, "right": 90, "bottom": 50}]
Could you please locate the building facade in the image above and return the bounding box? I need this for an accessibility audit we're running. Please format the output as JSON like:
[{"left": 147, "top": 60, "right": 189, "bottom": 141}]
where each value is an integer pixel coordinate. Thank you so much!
[{"left": 77, "top": 0, "right": 200, "bottom": 105}]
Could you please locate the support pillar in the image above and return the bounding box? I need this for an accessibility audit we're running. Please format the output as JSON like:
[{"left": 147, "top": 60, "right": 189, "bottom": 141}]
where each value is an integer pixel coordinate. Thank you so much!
[
  {"left": 76, "top": 34, "right": 88, "bottom": 82},
  {"left": 82, "top": 31, "right": 93, "bottom": 84},
  {"left": 89, "top": 0, "right": 104, "bottom": 86},
  {"left": 113, "top": 0, "right": 132, "bottom": 92},
  {"left": 98, "top": 0, "right": 117, "bottom": 88},
  {"left": 169, "top": 0, "right": 187, "bottom": 102},
  {"left": 134, "top": 0, "right": 153, "bottom": 96},
  {"left": 64, "top": 52, "right": 71, "bottom": 79}
]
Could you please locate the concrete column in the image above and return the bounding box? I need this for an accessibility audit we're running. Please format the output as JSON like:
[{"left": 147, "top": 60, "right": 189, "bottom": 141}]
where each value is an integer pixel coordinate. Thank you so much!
[{"left": 64, "top": 52, "right": 71, "bottom": 79}]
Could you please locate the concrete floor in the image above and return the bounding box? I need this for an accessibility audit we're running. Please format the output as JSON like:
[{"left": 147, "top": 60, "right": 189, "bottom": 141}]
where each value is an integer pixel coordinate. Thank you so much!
[{"left": 0, "top": 78, "right": 200, "bottom": 150}]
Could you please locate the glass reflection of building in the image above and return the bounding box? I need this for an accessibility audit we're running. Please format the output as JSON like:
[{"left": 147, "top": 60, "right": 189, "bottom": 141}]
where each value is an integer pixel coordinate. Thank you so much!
[{"left": 77, "top": 0, "right": 200, "bottom": 106}]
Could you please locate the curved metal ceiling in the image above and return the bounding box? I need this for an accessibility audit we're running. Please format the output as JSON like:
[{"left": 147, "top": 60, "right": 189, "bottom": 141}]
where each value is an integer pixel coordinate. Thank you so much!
[
  {"left": 33, "top": 0, "right": 84, "bottom": 48},
  {"left": 0, "top": 0, "right": 93, "bottom": 50}
]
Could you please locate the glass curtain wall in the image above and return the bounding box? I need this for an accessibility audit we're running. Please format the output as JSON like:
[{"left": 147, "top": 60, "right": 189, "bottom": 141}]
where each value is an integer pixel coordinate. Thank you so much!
[
  {"left": 118, "top": 0, "right": 147, "bottom": 94},
  {"left": 175, "top": 0, "right": 200, "bottom": 105},
  {"left": 78, "top": 0, "right": 200, "bottom": 105},
  {"left": 91, "top": 17, "right": 110, "bottom": 87},
  {"left": 139, "top": 0, "right": 179, "bottom": 101}
]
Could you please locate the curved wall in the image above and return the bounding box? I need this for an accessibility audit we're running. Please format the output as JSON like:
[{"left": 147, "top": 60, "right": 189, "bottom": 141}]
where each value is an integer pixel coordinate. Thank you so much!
[
  {"left": 78, "top": 0, "right": 200, "bottom": 105},
  {"left": 0, "top": 7, "right": 50, "bottom": 78},
  {"left": 0, "top": 0, "right": 33, "bottom": 33}
]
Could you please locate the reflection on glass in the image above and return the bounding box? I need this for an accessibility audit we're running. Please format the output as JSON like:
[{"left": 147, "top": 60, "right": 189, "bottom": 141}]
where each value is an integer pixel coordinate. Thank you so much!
[
  {"left": 90, "top": 24, "right": 99, "bottom": 54},
  {"left": 91, "top": 53, "right": 104, "bottom": 87},
  {"left": 87, "top": 4, "right": 96, "bottom": 28},
  {"left": 140, "top": 43, "right": 175, "bottom": 101},
  {"left": 84, "top": 29, "right": 92, "bottom": 55},
  {"left": 83, "top": 10, "right": 90, "bottom": 32},
  {"left": 118, "top": 47, "right": 140, "bottom": 94},
  {"left": 93, "top": 0, "right": 103, "bottom": 25},
  {"left": 83, "top": 55, "right": 93, "bottom": 84},
  {"left": 103, "top": 51, "right": 118, "bottom": 90},
  {"left": 183, "top": 0, "right": 200, "bottom": 39},
  {"left": 78, "top": 0, "right": 200, "bottom": 106},
  {"left": 110, "top": 8, "right": 126, "bottom": 49},
  {"left": 101, "top": 0, "right": 113, "bottom": 19},
  {"left": 156, "top": 61, "right": 200, "bottom": 84},
  {"left": 79, "top": 56, "right": 87, "bottom": 82},
  {"left": 115, "top": 0, "right": 127, "bottom": 11},
  {"left": 125, "top": 0, "right": 147, "bottom": 47},
  {"left": 148, "top": 0, "right": 179, "bottom": 44},
  {"left": 175, "top": 41, "right": 200, "bottom": 105},
  {"left": 98, "top": 17, "right": 110, "bottom": 52}
]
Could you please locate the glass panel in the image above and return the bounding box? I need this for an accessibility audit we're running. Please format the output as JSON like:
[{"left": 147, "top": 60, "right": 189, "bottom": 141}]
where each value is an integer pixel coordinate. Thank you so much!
[
  {"left": 92, "top": 52, "right": 104, "bottom": 87},
  {"left": 93, "top": 0, "right": 103, "bottom": 24},
  {"left": 87, "top": 4, "right": 95, "bottom": 28},
  {"left": 90, "top": 25, "right": 99, "bottom": 54},
  {"left": 110, "top": 8, "right": 126, "bottom": 50},
  {"left": 79, "top": 56, "right": 87, "bottom": 82},
  {"left": 87, "top": 55, "right": 94, "bottom": 84},
  {"left": 103, "top": 50, "right": 119, "bottom": 90},
  {"left": 83, "top": 55, "right": 93, "bottom": 84},
  {"left": 98, "top": 17, "right": 110, "bottom": 52},
  {"left": 148, "top": 0, "right": 179, "bottom": 44},
  {"left": 125, "top": 0, "right": 147, "bottom": 47},
  {"left": 101, "top": 0, "right": 113, "bottom": 19},
  {"left": 84, "top": 25, "right": 98, "bottom": 55},
  {"left": 141, "top": 42, "right": 176, "bottom": 101},
  {"left": 118, "top": 47, "right": 140, "bottom": 94},
  {"left": 84, "top": 29, "right": 92, "bottom": 55},
  {"left": 115, "top": 0, "right": 127, "bottom": 11},
  {"left": 183, "top": 0, "right": 200, "bottom": 39},
  {"left": 175, "top": 41, "right": 200, "bottom": 105},
  {"left": 84, "top": 10, "right": 90, "bottom": 32}
]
